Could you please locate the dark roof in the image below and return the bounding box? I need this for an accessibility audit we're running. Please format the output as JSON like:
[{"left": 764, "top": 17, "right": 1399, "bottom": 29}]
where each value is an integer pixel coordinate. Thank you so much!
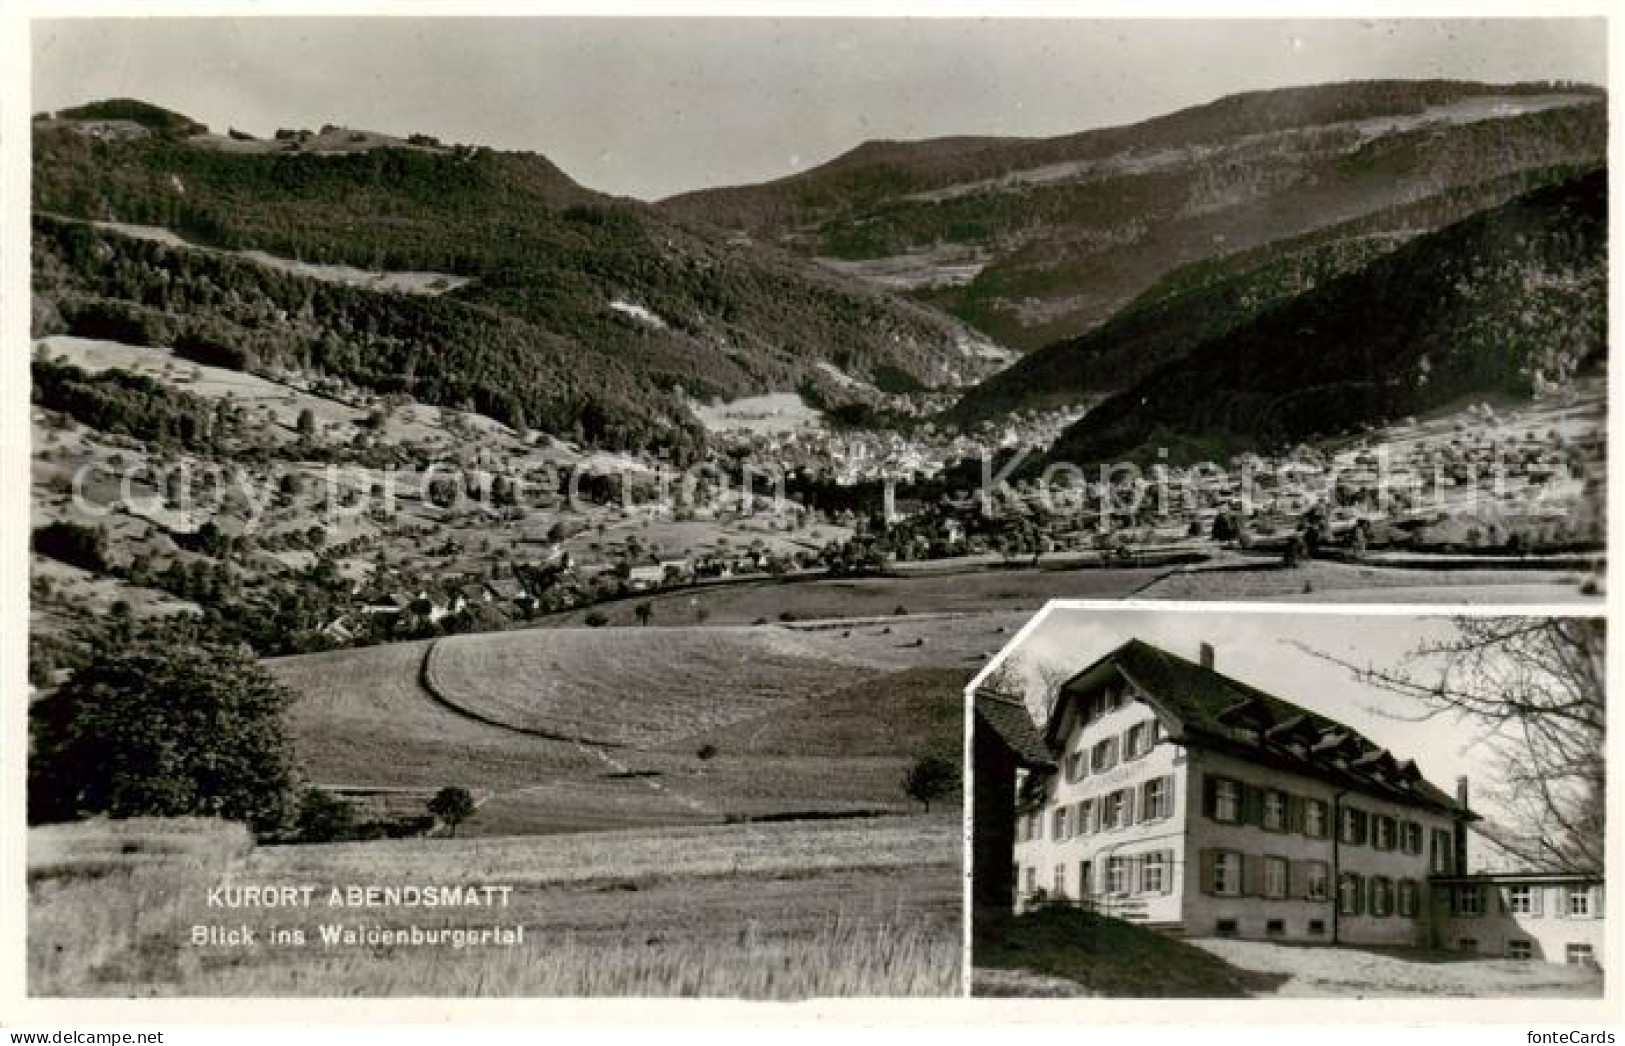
[
  {"left": 1052, "top": 639, "right": 1474, "bottom": 819},
  {"left": 975, "top": 691, "right": 1055, "bottom": 770}
]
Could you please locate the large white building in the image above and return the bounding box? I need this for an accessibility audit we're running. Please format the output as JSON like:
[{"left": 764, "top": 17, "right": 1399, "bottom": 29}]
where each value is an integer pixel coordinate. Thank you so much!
[{"left": 1013, "top": 638, "right": 1480, "bottom": 948}]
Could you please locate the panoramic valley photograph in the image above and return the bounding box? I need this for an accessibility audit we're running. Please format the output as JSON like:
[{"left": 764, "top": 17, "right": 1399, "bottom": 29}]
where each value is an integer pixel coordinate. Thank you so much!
[{"left": 21, "top": 15, "right": 1606, "bottom": 998}]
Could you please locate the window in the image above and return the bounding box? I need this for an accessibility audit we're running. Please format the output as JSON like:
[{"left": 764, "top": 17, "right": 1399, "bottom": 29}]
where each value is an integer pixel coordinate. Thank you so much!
[
  {"left": 1508, "top": 886, "right": 1533, "bottom": 915},
  {"left": 1053, "top": 807, "right": 1069, "bottom": 841},
  {"left": 1053, "top": 864, "right": 1067, "bottom": 897},
  {"left": 1142, "top": 777, "right": 1171, "bottom": 821},
  {"left": 1303, "top": 799, "right": 1328, "bottom": 838},
  {"left": 1263, "top": 857, "right": 1288, "bottom": 899},
  {"left": 1091, "top": 737, "right": 1119, "bottom": 773},
  {"left": 1567, "top": 943, "right": 1596, "bottom": 967},
  {"left": 1107, "top": 856, "right": 1130, "bottom": 895},
  {"left": 1507, "top": 940, "right": 1533, "bottom": 960},
  {"left": 1212, "top": 778, "right": 1240, "bottom": 823},
  {"left": 1398, "top": 879, "right": 1419, "bottom": 917},
  {"left": 1141, "top": 852, "right": 1168, "bottom": 894},
  {"left": 1431, "top": 828, "right": 1454, "bottom": 874},
  {"left": 1212, "top": 852, "right": 1243, "bottom": 896},
  {"left": 1066, "top": 751, "right": 1086, "bottom": 782},
  {"left": 1308, "top": 919, "right": 1326, "bottom": 936},
  {"left": 1403, "top": 821, "right": 1424, "bottom": 855},
  {"left": 1459, "top": 937, "right": 1479, "bottom": 954},
  {"left": 1340, "top": 807, "right": 1368, "bottom": 846},
  {"left": 1265, "top": 919, "right": 1285, "bottom": 937},
  {"left": 1077, "top": 799, "right": 1094, "bottom": 837},
  {"left": 1079, "top": 861, "right": 1093, "bottom": 896},
  {"left": 1261, "top": 790, "right": 1286, "bottom": 832},
  {"left": 1338, "top": 873, "right": 1364, "bottom": 916},
  {"left": 1373, "top": 815, "right": 1397, "bottom": 852},
  {"left": 1370, "top": 876, "right": 1395, "bottom": 917},
  {"left": 1125, "top": 722, "right": 1149, "bottom": 760},
  {"left": 1305, "top": 861, "right": 1331, "bottom": 901},
  {"left": 1568, "top": 887, "right": 1592, "bottom": 917},
  {"left": 1023, "top": 867, "right": 1036, "bottom": 894},
  {"left": 1215, "top": 919, "right": 1238, "bottom": 937},
  {"left": 1458, "top": 885, "right": 1485, "bottom": 917},
  {"left": 1104, "top": 789, "right": 1127, "bottom": 830}
]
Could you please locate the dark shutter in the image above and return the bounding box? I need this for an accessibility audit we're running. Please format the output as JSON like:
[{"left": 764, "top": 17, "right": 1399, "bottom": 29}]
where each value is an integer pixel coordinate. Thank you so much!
[
  {"left": 1202, "top": 775, "right": 1218, "bottom": 819},
  {"left": 1199, "top": 849, "right": 1216, "bottom": 895}
]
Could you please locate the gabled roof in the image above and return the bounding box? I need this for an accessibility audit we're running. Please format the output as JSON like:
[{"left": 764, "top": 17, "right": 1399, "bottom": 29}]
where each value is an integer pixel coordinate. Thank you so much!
[
  {"left": 975, "top": 691, "right": 1055, "bottom": 770},
  {"left": 1050, "top": 638, "right": 1474, "bottom": 819}
]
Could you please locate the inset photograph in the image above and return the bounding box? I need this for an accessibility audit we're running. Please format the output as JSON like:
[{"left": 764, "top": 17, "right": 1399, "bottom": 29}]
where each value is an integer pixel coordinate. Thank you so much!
[{"left": 971, "top": 605, "right": 1604, "bottom": 998}]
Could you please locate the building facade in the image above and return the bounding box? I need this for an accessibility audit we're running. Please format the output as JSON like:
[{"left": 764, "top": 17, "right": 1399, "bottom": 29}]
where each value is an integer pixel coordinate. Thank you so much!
[
  {"left": 1431, "top": 873, "right": 1606, "bottom": 966},
  {"left": 1013, "top": 638, "right": 1477, "bottom": 948}
]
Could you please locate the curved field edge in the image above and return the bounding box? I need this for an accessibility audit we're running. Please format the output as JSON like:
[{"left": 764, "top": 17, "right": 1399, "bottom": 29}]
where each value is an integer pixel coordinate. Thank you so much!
[{"left": 419, "top": 626, "right": 892, "bottom": 748}]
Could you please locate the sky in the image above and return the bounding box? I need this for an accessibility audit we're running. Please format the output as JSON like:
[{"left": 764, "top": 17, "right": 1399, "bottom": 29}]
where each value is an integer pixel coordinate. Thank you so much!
[
  {"left": 991, "top": 607, "right": 1590, "bottom": 829},
  {"left": 30, "top": 17, "right": 1606, "bottom": 200}
]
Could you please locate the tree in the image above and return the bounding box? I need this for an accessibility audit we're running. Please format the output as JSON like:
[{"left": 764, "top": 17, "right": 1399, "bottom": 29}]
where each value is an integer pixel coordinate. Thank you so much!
[
  {"left": 902, "top": 753, "right": 960, "bottom": 813},
  {"left": 1313, "top": 617, "right": 1603, "bottom": 874},
  {"left": 428, "top": 786, "right": 476, "bottom": 838},
  {"left": 28, "top": 640, "right": 297, "bottom": 832},
  {"left": 296, "top": 407, "right": 317, "bottom": 437},
  {"left": 296, "top": 788, "right": 356, "bottom": 843},
  {"left": 634, "top": 601, "right": 653, "bottom": 626}
]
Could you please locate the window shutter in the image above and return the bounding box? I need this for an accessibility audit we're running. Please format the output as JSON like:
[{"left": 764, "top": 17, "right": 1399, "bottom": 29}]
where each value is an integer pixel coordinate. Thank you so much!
[
  {"left": 1244, "top": 853, "right": 1266, "bottom": 898},
  {"left": 1199, "top": 849, "right": 1217, "bottom": 895},
  {"left": 1530, "top": 886, "right": 1544, "bottom": 917},
  {"left": 1122, "top": 787, "right": 1136, "bottom": 826},
  {"left": 1497, "top": 888, "right": 1508, "bottom": 916},
  {"left": 1130, "top": 855, "right": 1145, "bottom": 893},
  {"left": 1290, "top": 859, "right": 1309, "bottom": 899},
  {"left": 1354, "top": 874, "right": 1366, "bottom": 916},
  {"left": 1591, "top": 886, "right": 1603, "bottom": 919},
  {"left": 1283, "top": 793, "right": 1300, "bottom": 833},
  {"left": 1161, "top": 849, "right": 1176, "bottom": 895},
  {"left": 1202, "top": 775, "right": 1217, "bottom": 819}
]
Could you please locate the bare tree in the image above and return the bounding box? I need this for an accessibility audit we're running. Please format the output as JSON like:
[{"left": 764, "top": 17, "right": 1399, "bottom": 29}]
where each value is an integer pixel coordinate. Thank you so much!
[
  {"left": 976, "top": 651, "right": 1074, "bottom": 726},
  {"left": 1312, "top": 617, "right": 1603, "bottom": 874}
]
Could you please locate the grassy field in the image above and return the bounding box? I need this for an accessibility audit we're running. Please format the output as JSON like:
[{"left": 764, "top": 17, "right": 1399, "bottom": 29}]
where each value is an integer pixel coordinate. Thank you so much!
[
  {"left": 269, "top": 620, "right": 982, "bottom": 834},
  {"left": 29, "top": 816, "right": 960, "bottom": 998},
  {"left": 536, "top": 567, "right": 1168, "bottom": 629},
  {"left": 972, "top": 906, "right": 1283, "bottom": 998},
  {"left": 1138, "top": 558, "right": 1598, "bottom": 603}
]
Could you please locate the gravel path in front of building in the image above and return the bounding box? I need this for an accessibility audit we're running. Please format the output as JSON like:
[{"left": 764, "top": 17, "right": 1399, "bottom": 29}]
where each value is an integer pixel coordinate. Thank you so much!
[{"left": 1192, "top": 938, "right": 1603, "bottom": 997}]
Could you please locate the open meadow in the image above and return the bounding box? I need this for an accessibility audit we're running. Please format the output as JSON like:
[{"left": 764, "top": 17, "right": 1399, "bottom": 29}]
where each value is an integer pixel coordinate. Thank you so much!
[
  {"left": 29, "top": 816, "right": 961, "bottom": 997},
  {"left": 269, "top": 620, "right": 983, "bottom": 835}
]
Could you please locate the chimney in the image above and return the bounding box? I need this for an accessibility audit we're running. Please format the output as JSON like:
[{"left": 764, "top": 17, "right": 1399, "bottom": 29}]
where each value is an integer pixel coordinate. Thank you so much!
[
  {"left": 1456, "top": 775, "right": 1470, "bottom": 808},
  {"left": 1199, "top": 642, "right": 1215, "bottom": 670}
]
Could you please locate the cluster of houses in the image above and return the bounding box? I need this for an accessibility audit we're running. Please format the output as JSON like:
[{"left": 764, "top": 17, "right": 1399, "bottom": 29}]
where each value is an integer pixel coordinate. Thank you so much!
[{"left": 975, "top": 637, "right": 1605, "bottom": 968}]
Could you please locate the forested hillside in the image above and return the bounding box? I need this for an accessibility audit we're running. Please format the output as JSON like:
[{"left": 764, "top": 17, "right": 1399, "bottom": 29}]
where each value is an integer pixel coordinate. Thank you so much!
[
  {"left": 1039, "top": 170, "right": 1607, "bottom": 467},
  {"left": 664, "top": 81, "right": 1606, "bottom": 351},
  {"left": 33, "top": 102, "right": 997, "bottom": 454}
]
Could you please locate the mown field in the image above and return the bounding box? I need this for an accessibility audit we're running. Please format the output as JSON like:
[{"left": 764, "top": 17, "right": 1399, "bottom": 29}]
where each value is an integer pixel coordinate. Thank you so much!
[
  {"left": 30, "top": 816, "right": 961, "bottom": 997},
  {"left": 270, "top": 619, "right": 991, "bottom": 834},
  {"left": 535, "top": 567, "right": 1168, "bottom": 628}
]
